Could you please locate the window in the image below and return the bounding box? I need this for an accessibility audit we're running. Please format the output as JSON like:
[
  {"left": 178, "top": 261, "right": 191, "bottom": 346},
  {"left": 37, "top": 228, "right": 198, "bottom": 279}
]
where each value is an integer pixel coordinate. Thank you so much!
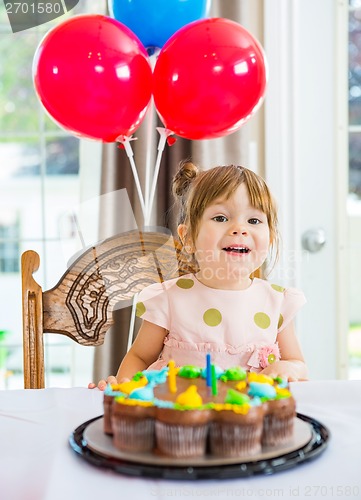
[
  {"left": 349, "top": 0, "right": 361, "bottom": 198},
  {"left": 0, "top": 1, "right": 105, "bottom": 389},
  {"left": 0, "top": 211, "right": 20, "bottom": 273},
  {"left": 348, "top": 0, "right": 361, "bottom": 379}
]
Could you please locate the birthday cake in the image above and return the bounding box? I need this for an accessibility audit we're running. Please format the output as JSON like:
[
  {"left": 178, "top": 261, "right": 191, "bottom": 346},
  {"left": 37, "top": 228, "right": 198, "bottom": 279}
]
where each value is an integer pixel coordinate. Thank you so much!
[{"left": 104, "top": 364, "right": 295, "bottom": 458}]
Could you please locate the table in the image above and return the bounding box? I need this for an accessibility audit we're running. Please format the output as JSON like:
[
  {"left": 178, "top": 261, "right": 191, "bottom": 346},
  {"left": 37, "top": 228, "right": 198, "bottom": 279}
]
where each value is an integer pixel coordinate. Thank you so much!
[{"left": 1, "top": 381, "right": 360, "bottom": 500}]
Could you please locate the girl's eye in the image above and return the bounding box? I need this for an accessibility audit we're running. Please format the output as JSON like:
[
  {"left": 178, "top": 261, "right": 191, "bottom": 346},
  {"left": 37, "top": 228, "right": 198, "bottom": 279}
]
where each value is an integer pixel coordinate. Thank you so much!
[
  {"left": 212, "top": 215, "right": 228, "bottom": 222},
  {"left": 248, "top": 218, "right": 262, "bottom": 224}
]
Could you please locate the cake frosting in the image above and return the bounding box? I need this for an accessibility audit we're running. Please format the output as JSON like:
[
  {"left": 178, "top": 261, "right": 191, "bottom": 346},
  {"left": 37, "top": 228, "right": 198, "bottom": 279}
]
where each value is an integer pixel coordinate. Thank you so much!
[{"left": 104, "top": 364, "right": 295, "bottom": 458}]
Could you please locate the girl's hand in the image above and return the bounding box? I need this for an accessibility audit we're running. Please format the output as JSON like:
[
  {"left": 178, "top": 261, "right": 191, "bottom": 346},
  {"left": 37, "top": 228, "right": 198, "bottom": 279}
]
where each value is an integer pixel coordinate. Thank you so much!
[
  {"left": 260, "top": 360, "right": 308, "bottom": 382},
  {"left": 88, "top": 376, "right": 119, "bottom": 391}
]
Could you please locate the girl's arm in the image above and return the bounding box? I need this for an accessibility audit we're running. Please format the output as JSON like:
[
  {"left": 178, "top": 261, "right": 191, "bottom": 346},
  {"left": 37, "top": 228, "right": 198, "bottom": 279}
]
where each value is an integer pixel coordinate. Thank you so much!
[
  {"left": 261, "top": 321, "right": 308, "bottom": 381},
  {"left": 116, "top": 320, "right": 168, "bottom": 380},
  {"left": 88, "top": 320, "right": 167, "bottom": 390}
]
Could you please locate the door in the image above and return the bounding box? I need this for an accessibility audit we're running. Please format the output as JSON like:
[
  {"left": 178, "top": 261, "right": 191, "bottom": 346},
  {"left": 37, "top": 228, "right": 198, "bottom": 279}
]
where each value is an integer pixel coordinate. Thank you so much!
[{"left": 264, "top": 0, "right": 348, "bottom": 379}]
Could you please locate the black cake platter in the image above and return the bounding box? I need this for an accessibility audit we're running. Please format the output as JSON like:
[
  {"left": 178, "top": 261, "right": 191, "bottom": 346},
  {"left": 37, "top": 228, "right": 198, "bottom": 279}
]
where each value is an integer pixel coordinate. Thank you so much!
[{"left": 69, "top": 412, "right": 330, "bottom": 480}]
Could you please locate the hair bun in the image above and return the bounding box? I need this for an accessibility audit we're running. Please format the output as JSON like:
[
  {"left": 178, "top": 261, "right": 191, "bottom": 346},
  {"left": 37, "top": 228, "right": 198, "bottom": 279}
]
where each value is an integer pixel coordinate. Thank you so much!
[{"left": 172, "top": 161, "right": 199, "bottom": 198}]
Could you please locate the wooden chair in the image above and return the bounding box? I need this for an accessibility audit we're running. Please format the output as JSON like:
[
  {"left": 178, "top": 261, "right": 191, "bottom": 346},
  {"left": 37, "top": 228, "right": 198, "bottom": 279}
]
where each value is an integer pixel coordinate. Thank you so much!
[{"left": 21, "top": 229, "right": 190, "bottom": 389}]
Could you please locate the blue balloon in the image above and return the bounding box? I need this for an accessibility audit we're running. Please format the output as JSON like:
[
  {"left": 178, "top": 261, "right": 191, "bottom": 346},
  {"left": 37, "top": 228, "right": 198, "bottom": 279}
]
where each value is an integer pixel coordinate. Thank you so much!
[{"left": 108, "top": 0, "right": 211, "bottom": 49}]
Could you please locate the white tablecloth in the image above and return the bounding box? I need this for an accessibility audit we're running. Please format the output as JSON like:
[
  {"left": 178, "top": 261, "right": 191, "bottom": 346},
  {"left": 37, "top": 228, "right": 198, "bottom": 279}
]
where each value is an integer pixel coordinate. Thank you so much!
[{"left": 0, "top": 381, "right": 360, "bottom": 500}]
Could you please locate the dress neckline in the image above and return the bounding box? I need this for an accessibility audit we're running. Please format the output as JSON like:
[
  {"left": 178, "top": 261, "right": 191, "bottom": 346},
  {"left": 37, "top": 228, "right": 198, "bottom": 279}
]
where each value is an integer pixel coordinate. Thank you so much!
[{"left": 192, "top": 274, "right": 258, "bottom": 292}]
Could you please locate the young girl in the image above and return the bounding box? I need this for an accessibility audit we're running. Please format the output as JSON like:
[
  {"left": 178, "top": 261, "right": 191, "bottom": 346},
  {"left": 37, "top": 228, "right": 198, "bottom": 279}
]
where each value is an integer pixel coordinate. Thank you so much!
[{"left": 89, "top": 162, "right": 307, "bottom": 390}]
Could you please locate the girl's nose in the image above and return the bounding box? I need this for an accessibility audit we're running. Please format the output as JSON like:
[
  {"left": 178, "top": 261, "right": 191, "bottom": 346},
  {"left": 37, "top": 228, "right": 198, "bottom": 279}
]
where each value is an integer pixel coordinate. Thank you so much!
[{"left": 230, "top": 223, "right": 247, "bottom": 235}]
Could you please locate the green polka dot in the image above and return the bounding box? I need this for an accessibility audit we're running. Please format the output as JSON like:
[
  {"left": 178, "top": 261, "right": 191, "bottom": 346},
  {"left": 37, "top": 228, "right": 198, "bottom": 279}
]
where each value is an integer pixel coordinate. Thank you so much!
[
  {"left": 136, "top": 302, "right": 146, "bottom": 317},
  {"left": 271, "top": 284, "right": 285, "bottom": 293},
  {"left": 176, "top": 278, "right": 194, "bottom": 289},
  {"left": 278, "top": 314, "right": 284, "bottom": 329},
  {"left": 254, "top": 312, "right": 271, "bottom": 329},
  {"left": 203, "top": 308, "right": 222, "bottom": 327}
]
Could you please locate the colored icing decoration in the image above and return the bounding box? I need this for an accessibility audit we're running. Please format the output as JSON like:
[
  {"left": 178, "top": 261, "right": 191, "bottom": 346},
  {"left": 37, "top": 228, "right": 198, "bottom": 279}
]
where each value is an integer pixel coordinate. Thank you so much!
[
  {"left": 247, "top": 373, "right": 274, "bottom": 385},
  {"left": 248, "top": 381, "right": 277, "bottom": 399},
  {"left": 275, "top": 377, "right": 288, "bottom": 388},
  {"left": 201, "top": 364, "right": 223, "bottom": 380},
  {"left": 220, "top": 367, "right": 247, "bottom": 382},
  {"left": 235, "top": 381, "right": 247, "bottom": 391},
  {"left": 118, "top": 376, "right": 148, "bottom": 394},
  {"left": 178, "top": 365, "right": 202, "bottom": 378},
  {"left": 114, "top": 396, "right": 153, "bottom": 407},
  {"left": 211, "top": 402, "right": 250, "bottom": 415},
  {"left": 224, "top": 389, "right": 250, "bottom": 405},
  {"left": 129, "top": 385, "right": 154, "bottom": 401},
  {"left": 176, "top": 385, "right": 203, "bottom": 407},
  {"left": 143, "top": 367, "right": 169, "bottom": 385},
  {"left": 249, "top": 396, "right": 262, "bottom": 406},
  {"left": 275, "top": 387, "right": 291, "bottom": 398},
  {"left": 153, "top": 398, "right": 176, "bottom": 409},
  {"left": 104, "top": 384, "right": 127, "bottom": 398}
]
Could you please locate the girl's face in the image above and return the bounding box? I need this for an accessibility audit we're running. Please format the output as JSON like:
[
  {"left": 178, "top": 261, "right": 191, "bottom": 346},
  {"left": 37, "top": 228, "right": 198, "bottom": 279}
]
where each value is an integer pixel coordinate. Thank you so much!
[{"left": 192, "top": 183, "right": 270, "bottom": 289}]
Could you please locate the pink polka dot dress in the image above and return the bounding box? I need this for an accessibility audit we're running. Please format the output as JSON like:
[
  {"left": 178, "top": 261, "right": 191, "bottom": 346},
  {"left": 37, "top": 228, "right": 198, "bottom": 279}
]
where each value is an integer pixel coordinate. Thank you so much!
[{"left": 136, "top": 274, "right": 306, "bottom": 371}]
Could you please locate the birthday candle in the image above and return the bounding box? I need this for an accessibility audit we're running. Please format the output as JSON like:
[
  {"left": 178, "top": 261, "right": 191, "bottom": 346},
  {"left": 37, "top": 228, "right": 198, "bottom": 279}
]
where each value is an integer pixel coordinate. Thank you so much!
[
  {"left": 206, "top": 353, "right": 212, "bottom": 387},
  {"left": 211, "top": 364, "right": 218, "bottom": 396},
  {"left": 168, "top": 360, "right": 177, "bottom": 393}
]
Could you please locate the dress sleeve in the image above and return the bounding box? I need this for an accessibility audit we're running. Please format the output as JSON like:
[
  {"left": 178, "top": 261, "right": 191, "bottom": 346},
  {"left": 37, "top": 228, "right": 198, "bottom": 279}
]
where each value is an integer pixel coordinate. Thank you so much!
[
  {"left": 135, "top": 281, "right": 170, "bottom": 330},
  {"left": 278, "top": 287, "right": 306, "bottom": 333}
]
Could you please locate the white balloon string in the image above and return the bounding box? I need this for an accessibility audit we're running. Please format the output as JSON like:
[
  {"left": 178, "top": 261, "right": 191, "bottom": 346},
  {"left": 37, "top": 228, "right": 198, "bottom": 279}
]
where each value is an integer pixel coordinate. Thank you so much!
[
  {"left": 144, "top": 98, "right": 155, "bottom": 224},
  {"left": 119, "top": 136, "right": 147, "bottom": 222},
  {"left": 72, "top": 212, "right": 86, "bottom": 249},
  {"left": 145, "top": 127, "right": 173, "bottom": 226}
]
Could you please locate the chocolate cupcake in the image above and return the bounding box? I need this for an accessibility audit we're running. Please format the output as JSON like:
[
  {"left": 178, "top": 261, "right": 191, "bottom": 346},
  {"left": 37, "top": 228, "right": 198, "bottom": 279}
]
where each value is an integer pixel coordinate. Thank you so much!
[
  {"left": 111, "top": 380, "right": 156, "bottom": 453},
  {"left": 248, "top": 377, "right": 296, "bottom": 447},
  {"left": 103, "top": 384, "right": 127, "bottom": 435},
  {"left": 261, "top": 388, "right": 296, "bottom": 447},
  {"left": 209, "top": 389, "right": 265, "bottom": 457},
  {"left": 112, "top": 397, "right": 156, "bottom": 453},
  {"left": 155, "top": 386, "right": 211, "bottom": 457}
]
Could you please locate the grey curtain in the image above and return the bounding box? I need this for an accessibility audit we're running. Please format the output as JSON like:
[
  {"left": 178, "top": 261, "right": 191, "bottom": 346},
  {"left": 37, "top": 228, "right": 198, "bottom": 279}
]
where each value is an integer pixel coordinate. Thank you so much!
[{"left": 92, "top": 0, "right": 264, "bottom": 381}]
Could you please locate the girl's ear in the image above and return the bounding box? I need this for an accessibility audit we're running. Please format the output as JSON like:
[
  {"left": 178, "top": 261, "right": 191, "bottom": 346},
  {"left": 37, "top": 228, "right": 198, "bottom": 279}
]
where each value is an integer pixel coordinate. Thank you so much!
[
  {"left": 177, "top": 224, "right": 194, "bottom": 254},
  {"left": 177, "top": 224, "right": 188, "bottom": 244}
]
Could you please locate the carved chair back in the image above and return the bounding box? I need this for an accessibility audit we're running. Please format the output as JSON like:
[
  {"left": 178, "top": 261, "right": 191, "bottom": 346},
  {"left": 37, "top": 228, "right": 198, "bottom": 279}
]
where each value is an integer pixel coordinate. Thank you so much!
[{"left": 21, "top": 229, "right": 189, "bottom": 389}]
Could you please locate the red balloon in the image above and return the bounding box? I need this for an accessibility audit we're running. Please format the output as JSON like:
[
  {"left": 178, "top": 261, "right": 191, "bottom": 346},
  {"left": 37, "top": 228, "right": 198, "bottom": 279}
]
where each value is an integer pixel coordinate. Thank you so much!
[
  {"left": 153, "top": 18, "right": 267, "bottom": 140},
  {"left": 33, "top": 15, "right": 153, "bottom": 142}
]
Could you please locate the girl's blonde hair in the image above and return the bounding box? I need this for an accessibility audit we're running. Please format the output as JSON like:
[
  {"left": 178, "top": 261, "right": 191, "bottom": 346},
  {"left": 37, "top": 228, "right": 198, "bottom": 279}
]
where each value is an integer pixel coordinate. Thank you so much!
[{"left": 172, "top": 161, "right": 279, "bottom": 275}]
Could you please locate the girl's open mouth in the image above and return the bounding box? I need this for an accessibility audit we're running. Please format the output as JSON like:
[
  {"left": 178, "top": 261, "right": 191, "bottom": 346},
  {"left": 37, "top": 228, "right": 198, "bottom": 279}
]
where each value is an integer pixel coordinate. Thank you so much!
[{"left": 223, "top": 246, "right": 250, "bottom": 254}]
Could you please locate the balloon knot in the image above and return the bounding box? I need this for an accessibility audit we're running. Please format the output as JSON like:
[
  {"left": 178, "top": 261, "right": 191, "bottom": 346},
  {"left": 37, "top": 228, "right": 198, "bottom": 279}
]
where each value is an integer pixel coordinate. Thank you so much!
[{"left": 115, "top": 135, "right": 138, "bottom": 146}]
